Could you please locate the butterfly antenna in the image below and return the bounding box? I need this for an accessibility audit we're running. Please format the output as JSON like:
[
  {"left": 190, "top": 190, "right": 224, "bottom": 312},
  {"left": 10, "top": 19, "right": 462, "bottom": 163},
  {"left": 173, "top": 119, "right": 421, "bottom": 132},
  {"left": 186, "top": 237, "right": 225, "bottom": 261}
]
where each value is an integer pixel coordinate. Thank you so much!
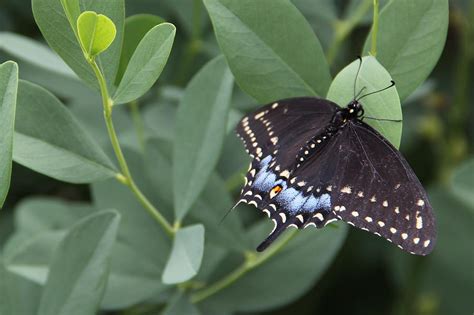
[
  {"left": 357, "top": 80, "right": 396, "bottom": 101},
  {"left": 353, "top": 56, "right": 363, "bottom": 99},
  {"left": 355, "top": 86, "right": 367, "bottom": 99},
  {"left": 219, "top": 200, "right": 241, "bottom": 225}
]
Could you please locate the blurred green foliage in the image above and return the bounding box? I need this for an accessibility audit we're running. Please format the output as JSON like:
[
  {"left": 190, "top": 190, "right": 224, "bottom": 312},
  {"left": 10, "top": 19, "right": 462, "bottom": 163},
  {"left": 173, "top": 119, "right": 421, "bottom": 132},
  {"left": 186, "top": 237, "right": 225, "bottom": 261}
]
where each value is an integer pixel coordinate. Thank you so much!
[{"left": 0, "top": 0, "right": 472, "bottom": 314}]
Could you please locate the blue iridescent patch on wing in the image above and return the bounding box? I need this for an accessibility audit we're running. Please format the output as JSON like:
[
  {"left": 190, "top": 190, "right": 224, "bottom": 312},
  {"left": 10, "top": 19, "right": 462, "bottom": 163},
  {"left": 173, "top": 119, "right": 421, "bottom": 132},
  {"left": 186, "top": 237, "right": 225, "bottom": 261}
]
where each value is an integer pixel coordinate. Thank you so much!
[{"left": 253, "top": 156, "right": 277, "bottom": 191}]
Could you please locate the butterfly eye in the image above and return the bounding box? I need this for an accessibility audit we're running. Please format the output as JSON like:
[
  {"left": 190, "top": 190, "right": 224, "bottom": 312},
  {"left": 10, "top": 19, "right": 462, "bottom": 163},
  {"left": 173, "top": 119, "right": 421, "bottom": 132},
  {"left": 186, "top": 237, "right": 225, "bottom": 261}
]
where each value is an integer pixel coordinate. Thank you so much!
[{"left": 269, "top": 185, "right": 282, "bottom": 198}]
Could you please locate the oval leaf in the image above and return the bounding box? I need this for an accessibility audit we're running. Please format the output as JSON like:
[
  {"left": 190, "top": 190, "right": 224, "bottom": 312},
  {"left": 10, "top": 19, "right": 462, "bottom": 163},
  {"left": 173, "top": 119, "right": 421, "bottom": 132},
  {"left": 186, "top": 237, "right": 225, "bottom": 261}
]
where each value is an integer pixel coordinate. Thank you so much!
[
  {"left": 115, "top": 14, "right": 165, "bottom": 84},
  {"left": 13, "top": 80, "right": 118, "bottom": 183},
  {"left": 162, "top": 224, "right": 205, "bottom": 284},
  {"left": 204, "top": 0, "right": 331, "bottom": 103},
  {"left": 327, "top": 56, "right": 402, "bottom": 148},
  {"left": 113, "top": 23, "right": 176, "bottom": 104},
  {"left": 37, "top": 210, "right": 120, "bottom": 315},
  {"left": 173, "top": 56, "right": 234, "bottom": 221},
  {"left": 77, "top": 11, "right": 117, "bottom": 57},
  {"left": 0, "top": 61, "right": 18, "bottom": 207},
  {"left": 362, "top": 0, "right": 449, "bottom": 100}
]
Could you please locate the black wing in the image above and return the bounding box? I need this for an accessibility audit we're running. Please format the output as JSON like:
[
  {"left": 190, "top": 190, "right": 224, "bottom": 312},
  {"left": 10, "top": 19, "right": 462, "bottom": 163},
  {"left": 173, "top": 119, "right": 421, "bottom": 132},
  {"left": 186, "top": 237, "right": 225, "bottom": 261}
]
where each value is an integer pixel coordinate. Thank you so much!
[
  {"left": 288, "top": 121, "right": 436, "bottom": 255},
  {"left": 235, "top": 98, "right": 340, "bottom": 250}
]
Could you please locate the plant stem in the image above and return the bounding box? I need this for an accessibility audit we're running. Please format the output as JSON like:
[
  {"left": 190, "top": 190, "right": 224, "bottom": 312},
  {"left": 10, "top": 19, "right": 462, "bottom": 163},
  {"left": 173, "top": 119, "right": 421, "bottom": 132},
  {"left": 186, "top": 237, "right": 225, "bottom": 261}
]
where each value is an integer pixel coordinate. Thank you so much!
[
  {"left": 370, "top": 0, "right": 379, "bottom": 56},
  {"left": 129, "top": 100, "right": 145, "bottom": 151},
  {"left": 326, "top": 0, "right": 372, "bottom": 65},
  {"left": 190, "top": 228, "right": 298, "bottom": 303},
  {"left": 89, "top": 59, "right": 174, "bottom": 237}
]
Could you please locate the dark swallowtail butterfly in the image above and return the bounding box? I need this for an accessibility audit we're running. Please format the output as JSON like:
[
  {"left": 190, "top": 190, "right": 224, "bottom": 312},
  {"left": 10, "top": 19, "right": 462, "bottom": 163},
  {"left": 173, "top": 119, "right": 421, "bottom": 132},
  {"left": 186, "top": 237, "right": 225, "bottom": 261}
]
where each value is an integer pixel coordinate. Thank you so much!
[{"left": 235, "top": 61, "right": 436, "bottom": 256}]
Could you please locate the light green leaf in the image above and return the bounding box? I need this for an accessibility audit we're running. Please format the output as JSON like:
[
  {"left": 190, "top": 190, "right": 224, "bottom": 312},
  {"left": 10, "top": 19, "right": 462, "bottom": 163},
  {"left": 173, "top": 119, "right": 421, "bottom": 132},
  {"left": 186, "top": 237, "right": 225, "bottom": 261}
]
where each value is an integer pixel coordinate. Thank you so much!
[
  {"left": 37, "top": 210, "right": 120, "bottom": 315},
  {"left": 116, "top": 14, "right": 165, "bottom": 84},
  {"left": 162, "top": 291, "right": 201, "bottom": 315},
  {"left": 0, "top": 61, "right": 18, "bottom": 207},
  {"left": 162, "top": 224, "right": 205, "bottom": 284},
  {"left": 13, "top": 80, "right": 117, "bottom": 183},
  {"left": 362, "top": 0, "right": 449, "bottom": 100},
  {"left": 327, "top": 56, "right": 402, "bottom": 148},
  {"left": 204, "top": 0, "right": 331, "bottom": 103},
  {"left": 32, "top": 0, "right": 124, "bottom": 89},
  {"left": 173, "top": 56, "right": 234, "bottom": 221},
  {"left": 200, "top": 223, "right": 347, "bottom": 312},
  {"left": 77, "top": 11, "right": 117, "bottom": 57},
  {"left": 113, "top": 23, "right": 176, "bottom": 104},
  {"left": 451, "top": 158, "right": 474, "bottom": 207}
]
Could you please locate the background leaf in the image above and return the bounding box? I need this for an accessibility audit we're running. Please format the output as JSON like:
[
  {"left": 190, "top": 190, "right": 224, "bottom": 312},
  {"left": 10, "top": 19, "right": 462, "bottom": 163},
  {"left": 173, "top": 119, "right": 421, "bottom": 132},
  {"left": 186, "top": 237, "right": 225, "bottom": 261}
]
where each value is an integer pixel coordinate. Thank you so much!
[
  {"left": 13, "top": 80, "right": 117, "bottom": 183},
  {"left": 362, "top": 0, "right": 449, "bottom": 100},
  {"left": 173, "top": 56, "right": 234, "bottom": 221},
  {"left": 0, "top": 61, "right": 18, "bottom": 207},
  {"left": 327, "top": 56, "right": 402, "bottom": 148},
  {"left": 450, "top": 158, "right": 474, "bottom": 207},
  {"left": 116, "top": 14, "right": 164, "bottom": 84},
  {"left": 113, "top": 23, "right": 176, "bottom": 104},
  {"left": 91, "top": 147, "right": 172, "bottom": 309},
  {"left": 162, "top": 224, "right": 205, "bottom": 284},
  {"left": 0, "top": 257, "right": 42, "bottom": 315},
  {"left": 205, "top": 0, "right": 331, "bottom": 103},
  {"left": 77, "top": 11, "right": 117, "bottom": 57},
  {"left": 199, "top": 223, "right": 347, "bottom": 313},
  {"left": 37, "top": 210, "right": 120, "bottom": 315}
]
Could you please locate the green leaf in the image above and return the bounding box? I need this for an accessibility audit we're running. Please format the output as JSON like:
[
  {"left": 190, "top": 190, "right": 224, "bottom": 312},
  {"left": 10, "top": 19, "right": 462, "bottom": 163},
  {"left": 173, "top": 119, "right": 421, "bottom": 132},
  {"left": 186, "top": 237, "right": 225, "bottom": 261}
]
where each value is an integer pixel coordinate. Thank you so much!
[
  {"left": 200, "top": 223, "right": 347, "bottom": 312},
  {"left": 173, "top": 56, "right": 234, "bottom": 221},
  {"left": 451, "top": 158, "right": 474, "bottom": 207},
  {"left": 32, "top": 0, "right": 124, "bottom": 89},
  {"left": 4, "top": 231, "right": 65, "bottom": 284},
  {"left": 162, "top": 224, "right": 205, "bottom": 284},
  {"left": 13, "top": 80, "right": 117, "bottom": 183},
  {"left": 204, "top": 0, "right": 331, "bottom": 103},
  {"left": 37, "top": 210, "right": 120, "bottom": 315},
  {"left": 327, "top": 56, "right": 402, "bottom": 148},
  {"left": 162, "top": 291, "right": 201, "bottom": 315},
  {"left": 362, "top": 0, "right": 449, "bottom": 100},
  {"left": 77, "top": 11, "right": 117, "bottom": 57},
  {"left": 60, "top": 0, "right": 81, "bottom": 34},
  {"left": 0, "top": 61, "right": 18, "bottom": 207},
  {"left": 116, "top": 14, "right": 165, "bottom": 84},
  {"left": 113, "top": 23, "right": 176, "bottom": 104}
]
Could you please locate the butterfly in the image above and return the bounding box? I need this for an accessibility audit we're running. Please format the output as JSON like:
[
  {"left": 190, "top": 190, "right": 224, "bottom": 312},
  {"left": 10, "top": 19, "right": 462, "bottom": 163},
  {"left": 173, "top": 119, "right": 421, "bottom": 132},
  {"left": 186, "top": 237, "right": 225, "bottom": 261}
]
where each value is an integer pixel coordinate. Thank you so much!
[{"left": 234, "top": 59, "right": 436, "bottom": 256}]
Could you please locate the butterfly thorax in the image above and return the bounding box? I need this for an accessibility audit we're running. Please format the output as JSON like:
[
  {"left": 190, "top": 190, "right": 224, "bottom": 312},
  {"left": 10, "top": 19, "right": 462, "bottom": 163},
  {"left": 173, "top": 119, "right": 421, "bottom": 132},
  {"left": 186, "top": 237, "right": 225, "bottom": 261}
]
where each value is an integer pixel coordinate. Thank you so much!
[{"left": 295, "top": 100, "right": 364, "bottom": 169}]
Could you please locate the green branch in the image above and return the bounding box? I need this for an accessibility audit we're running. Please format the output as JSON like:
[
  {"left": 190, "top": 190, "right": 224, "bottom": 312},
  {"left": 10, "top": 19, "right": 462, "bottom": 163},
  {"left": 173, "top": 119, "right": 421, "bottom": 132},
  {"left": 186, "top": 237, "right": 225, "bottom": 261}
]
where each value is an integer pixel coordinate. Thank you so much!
[
  {"left": 88, "top": 59, "right": 174, "bottom": 237},
  {"left": 190, "top": 229, "right": 298, "bottom": 303},
  {"left": 370, "top": 0, "right": 380, "bottom": 56},
  {"left": 326, "top": 0, "right": 372, "bottom": 65}
]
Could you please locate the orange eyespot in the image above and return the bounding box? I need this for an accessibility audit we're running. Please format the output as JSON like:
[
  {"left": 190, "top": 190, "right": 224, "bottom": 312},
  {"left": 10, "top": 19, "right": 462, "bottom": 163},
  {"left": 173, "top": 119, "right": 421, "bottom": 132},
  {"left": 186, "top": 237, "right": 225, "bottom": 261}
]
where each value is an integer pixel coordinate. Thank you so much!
[{"left": 270, "top": 185, "right": 282, "bottom": 198}]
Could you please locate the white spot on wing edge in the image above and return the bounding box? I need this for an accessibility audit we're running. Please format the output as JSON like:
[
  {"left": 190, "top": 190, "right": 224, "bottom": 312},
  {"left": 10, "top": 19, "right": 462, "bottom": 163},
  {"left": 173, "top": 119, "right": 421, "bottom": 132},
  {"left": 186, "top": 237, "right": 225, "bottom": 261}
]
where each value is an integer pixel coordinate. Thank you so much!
[
  {"left": 423, "top": 240, "right": 431, "bottom": 247},
  {"left": 279, "top": 212, "right": 287, "bottom": 223},
  {"left": 340, "top": 186, "right": 352, "bottom": 194}
]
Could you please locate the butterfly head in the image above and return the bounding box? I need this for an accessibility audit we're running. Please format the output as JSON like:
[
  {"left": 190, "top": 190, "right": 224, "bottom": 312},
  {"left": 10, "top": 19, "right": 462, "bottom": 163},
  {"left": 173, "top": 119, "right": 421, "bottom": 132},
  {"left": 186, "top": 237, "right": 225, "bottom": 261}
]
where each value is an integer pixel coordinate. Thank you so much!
[{"left": 347, "top": 100, "right": 365, "bottom": 118}]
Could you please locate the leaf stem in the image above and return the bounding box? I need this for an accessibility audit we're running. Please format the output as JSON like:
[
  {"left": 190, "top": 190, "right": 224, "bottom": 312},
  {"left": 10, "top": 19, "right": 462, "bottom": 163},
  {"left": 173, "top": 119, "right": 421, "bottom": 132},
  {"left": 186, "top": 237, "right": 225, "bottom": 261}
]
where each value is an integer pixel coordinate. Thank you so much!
[
  {"left": 326, "top": 0, "right": 372, "bottom": 65},
  {"left": 370, "top": 0, "right": 379, "bottom": 56},
  {"left": 129, "top": 100, "right": 145, "bottom": 151},
  {"left": 88, "top": 59, "right": 174, "bottom": 237},
  {"left": 190, "top": 228, "right": 298, "bottom": 303}
]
